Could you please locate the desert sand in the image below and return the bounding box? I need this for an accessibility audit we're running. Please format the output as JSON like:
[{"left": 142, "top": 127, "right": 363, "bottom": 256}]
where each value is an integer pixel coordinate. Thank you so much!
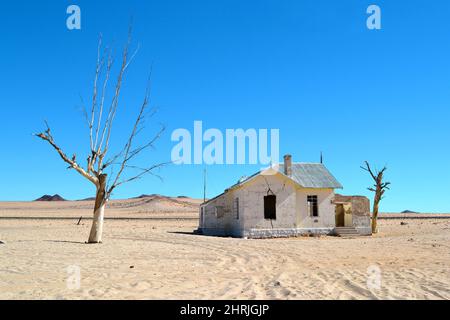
[{"left": 0, "top": 198, "right": 449, "bottom": 300}]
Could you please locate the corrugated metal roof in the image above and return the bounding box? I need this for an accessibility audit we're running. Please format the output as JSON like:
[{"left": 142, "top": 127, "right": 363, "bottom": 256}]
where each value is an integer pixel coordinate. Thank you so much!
[
  {"left": 201, "top": 162, "right": 342, "bottom": 205},
  {"left": 278, "top": 163, "right": 343, "bottom": 189}
]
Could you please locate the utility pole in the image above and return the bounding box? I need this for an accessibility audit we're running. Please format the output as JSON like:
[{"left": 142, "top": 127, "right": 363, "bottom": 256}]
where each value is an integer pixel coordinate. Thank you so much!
[{"left": 203, "top": 168, "right": 207, "bottom": 203}]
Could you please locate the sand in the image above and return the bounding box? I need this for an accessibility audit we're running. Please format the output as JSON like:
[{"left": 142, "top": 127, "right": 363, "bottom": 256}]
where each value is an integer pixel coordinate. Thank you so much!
[
  {"left": 0, "top": 196, "right": 201, "bottom": 219},
  {"left": 0, "top": 200, "right": 449, "bottom": 300}
]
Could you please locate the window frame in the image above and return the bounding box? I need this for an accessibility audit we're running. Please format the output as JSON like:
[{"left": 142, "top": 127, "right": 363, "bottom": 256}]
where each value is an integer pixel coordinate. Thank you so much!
[
  {"left": 307, "top": 195, "right": 319, "bottom": 217},
  {"left": 234, "top": 197, "right": 240, "bottom": 220},
  {"left": 264, "top": 195, "right": 277, "bottom": 220},
  {"left": 215, "top": 206, "right": 224, "bottom": 218},
  {"left": 200, "top": 207, "right": 204, "bottom": 225}
]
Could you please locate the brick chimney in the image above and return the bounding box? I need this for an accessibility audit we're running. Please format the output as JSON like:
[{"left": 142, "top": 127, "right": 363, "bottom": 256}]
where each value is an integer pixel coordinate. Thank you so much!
[{"left": 284, "top": 154, "right": 292, "bottom": 176}]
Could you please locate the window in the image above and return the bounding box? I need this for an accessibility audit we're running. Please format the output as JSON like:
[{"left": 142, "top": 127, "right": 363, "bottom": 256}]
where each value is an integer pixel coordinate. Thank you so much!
[
  {"left": 233, "top": 198, "right": 240, "bottom": 220},
  {"left": 215, "top": 206, "right": 224, "bottom": 218},
  {"left": 307, "top": 195, "right": 319, "bottom": 217},
  {"left": 264, "top": 195, "right": 276, "bottom": 220}
]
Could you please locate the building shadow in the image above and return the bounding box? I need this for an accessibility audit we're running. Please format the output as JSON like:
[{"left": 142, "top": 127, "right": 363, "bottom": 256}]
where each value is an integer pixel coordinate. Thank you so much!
[{"left": 166, "top": 231, "right": 198, "bottom": 236}]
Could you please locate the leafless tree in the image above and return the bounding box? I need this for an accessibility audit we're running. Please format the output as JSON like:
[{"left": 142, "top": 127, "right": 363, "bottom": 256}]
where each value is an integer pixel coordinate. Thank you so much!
[
  {"left": 361, "top": 161, "right": 390, "bottom": 234},
  {"left": 35, "top": 31, "right": 166, "bottom": 243}
]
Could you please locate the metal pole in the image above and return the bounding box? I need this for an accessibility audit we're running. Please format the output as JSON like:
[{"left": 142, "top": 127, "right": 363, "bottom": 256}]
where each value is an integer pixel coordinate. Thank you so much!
[{"left": 203, "top": 168, "right": 207, "bottom": 203}]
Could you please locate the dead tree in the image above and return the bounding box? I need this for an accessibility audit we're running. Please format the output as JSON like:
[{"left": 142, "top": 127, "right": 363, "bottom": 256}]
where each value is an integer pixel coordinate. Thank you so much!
[
  {"left": 361, "top": 161, "right": 390, "bottom": 233},
  {"left": 35, "top": 31, "right": 166, "bottom": 243}
]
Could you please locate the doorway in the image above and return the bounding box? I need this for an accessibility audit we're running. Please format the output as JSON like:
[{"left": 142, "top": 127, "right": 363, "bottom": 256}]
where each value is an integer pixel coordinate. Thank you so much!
[{"left": 335, "top": 204, "right": 345, "bottom": 227}]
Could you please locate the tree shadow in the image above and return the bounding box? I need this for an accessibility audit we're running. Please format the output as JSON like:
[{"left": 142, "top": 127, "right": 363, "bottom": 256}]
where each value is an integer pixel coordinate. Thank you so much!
[{"left": 44, "top": 240, "right": 87, "bottom": 244}]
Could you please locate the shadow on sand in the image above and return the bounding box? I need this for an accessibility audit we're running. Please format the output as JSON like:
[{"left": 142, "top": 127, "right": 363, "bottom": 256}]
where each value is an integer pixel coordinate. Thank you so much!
[
  {"left": 166, "top": 231, "right": 198, "bottom": 236},
  {"left": 44, "top": 240, "right": 87, "bottom": 244}
]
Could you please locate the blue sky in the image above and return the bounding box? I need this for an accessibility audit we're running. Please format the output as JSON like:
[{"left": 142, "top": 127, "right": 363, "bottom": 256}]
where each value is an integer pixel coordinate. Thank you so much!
[{"left": 0, "top": 1, "right": 449, "bottom": 212}]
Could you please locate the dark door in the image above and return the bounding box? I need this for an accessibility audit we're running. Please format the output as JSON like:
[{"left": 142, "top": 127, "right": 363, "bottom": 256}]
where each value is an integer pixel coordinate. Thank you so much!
[{"left": 335, "top": 204, "right": 345, "bottom": 227}]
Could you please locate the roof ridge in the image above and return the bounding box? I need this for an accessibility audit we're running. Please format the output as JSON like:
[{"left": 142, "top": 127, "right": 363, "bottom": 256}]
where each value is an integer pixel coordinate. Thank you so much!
[{"left": 279, "top": 162, "right": 324, "bottom": 165}]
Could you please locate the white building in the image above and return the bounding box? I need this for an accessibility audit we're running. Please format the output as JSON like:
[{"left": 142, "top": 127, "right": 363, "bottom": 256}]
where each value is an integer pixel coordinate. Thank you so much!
[{"left": 197, "top": 155, "right": 371, "bottom": 238}]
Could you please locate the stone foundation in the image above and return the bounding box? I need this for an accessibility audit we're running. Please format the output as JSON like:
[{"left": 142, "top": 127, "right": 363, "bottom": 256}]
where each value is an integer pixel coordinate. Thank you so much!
[
  {"left": 197, "top": 227, "right": 334, "bottom": 238},
  {"left": 354, "top": 226, "right": 372, "bottom": 236},
  {"left": 244, "top": 227, "right": 334, "bottom": 239}
]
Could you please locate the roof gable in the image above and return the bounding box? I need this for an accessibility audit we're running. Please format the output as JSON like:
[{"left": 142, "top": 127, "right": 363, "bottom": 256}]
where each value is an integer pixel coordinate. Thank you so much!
[{"left": 201, "top": 162, "right": 342, "bottom": 206}]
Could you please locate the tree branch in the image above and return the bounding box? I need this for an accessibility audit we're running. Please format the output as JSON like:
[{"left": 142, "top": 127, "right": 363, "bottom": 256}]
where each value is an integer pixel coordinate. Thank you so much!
[
  {"left": 98, "top": 26, "right": 139, "bottom": 158},
  {"left": 35, "top": 122, "right": 98, "bottom": 186},
  {"left": 360, "top": 161, "right": 377, "bottom": 181},
  {"left": 89, "top": 34, "right": 104, "bottom": 152},
  {"left": 107, "top": 162, "right": 169, "bottom": 196}
]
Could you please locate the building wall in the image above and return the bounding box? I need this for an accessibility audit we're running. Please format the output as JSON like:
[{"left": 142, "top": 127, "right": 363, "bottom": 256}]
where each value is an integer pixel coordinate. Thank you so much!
[
  {"left": 296, "top": 188, "right": 336, "bottom": 228},
  {"left": 351, "top": 196, "right": 372, "bottom": 235},
  {"left": 199, "top": 188, "right": 243, "bottom": 237},
  {"left": 199, "top": 173, "right": 338, "bottom": 237},
  {"left": 238, "top": 173, "right": 298, "bottom": 231},
  {"left": 333, "top": 194, "right": 372, "bottom": 235}
]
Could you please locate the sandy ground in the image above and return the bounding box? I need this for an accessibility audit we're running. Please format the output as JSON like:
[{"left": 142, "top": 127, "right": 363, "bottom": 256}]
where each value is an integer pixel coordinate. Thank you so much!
[
  {"left": 0, "top": 196, "right": 201, "bottom": 219},
  {"left": 0, "top": 200, "right": 449, "bottom": 300}
]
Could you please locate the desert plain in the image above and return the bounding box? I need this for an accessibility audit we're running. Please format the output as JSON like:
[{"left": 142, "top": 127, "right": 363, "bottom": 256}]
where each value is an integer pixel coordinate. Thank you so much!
[{"left": 0, "top": 196, "right": 449, "bottom": 300}]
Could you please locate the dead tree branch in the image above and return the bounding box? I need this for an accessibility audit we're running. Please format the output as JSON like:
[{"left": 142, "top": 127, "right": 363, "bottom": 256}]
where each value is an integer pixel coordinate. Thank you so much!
[{"left": 35, "top": 122, "right": 98, "bottom": 186}]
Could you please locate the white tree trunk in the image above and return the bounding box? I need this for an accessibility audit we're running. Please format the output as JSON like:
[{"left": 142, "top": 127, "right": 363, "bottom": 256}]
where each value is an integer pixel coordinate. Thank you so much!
[
  {"left": 88, "top": 202, "right": 106, "bottom": 243},
  {"left": 87, "top": 174, "right": 108, "bottom": 244}
]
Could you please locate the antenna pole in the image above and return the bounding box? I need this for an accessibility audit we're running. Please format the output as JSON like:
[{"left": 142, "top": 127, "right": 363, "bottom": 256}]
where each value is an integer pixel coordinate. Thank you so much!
[
  {"left": 203, "top": 168, "right": 207, "bottom": 203},
  {"left": 320, "top": 151, "right": 323, "bottom": 164}
]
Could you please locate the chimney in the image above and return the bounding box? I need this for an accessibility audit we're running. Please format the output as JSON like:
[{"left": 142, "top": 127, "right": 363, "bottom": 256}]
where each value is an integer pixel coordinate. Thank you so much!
[{"left": 283, "top": 154, "right": 292, "bottom": 176}]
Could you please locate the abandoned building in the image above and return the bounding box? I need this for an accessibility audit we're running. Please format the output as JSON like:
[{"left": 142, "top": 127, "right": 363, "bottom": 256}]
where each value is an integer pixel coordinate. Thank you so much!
[{"left": 197, "top": 155, "right": 372, "bottom": 238}]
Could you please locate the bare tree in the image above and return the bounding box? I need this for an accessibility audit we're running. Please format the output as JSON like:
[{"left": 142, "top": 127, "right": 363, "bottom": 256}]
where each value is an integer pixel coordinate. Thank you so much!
[
  {"left": 361, "top": 161, "right": 390, "bottom": 234},
  {"left": 35, "top": 31, "right": 166, "bottom": 243}
]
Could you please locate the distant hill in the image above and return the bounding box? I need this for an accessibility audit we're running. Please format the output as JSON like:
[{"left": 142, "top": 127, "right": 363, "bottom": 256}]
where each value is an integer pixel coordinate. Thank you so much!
[
  {"left": 131, "top": 194, "right": 193, "bottom": 200},
  {"left": 77, "top": 197, "right": 96, "bottom": 201},
  {"left": 34, "top": 194, "right": 67, "bottom": 202},
  {"left": 132, "top": 194, "right": 160, "bottom": 199},
  {"left": 93, "top": 193, "right": 204, "bottom": 212},
  {"left": 402, "top": 210, "right": 419, "bottom": 214}
]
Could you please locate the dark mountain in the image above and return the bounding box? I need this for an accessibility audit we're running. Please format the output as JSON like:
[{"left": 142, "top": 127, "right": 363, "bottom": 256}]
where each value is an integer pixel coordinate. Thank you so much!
[
  {"left": 34, "top": 194, "right": 67, "bottom": 202},
  {"left": 401, "top": 210, "right": 419, "bottom": 214},
  {"left": 35, "top": 194, "right": 66, "bottom": 201}
]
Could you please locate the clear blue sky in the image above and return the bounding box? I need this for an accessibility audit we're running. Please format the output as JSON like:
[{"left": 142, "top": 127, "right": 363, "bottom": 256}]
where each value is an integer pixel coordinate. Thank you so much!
[{"left": 0, "top": 0, "right": 449, "bottom": 212}]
